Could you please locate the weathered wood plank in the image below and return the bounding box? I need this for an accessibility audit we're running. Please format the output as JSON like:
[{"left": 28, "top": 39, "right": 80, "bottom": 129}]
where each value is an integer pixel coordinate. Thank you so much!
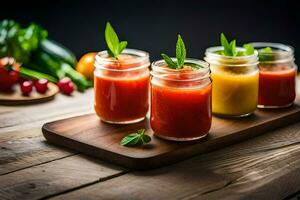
[
  {"left": 0, "top": 155, "right": 126, "bottom": 200},
  {"left": 0, "top": 128, "right": 73, "bottom": 175},
  {"left": 0, "top": 89, "right": 93, "bottom": 132},
  {"left": 50, "top": 122, "right": 300, "bottom": 200},
  {"left": 0, "top": 90, "right": 93, "bottom": 175}
]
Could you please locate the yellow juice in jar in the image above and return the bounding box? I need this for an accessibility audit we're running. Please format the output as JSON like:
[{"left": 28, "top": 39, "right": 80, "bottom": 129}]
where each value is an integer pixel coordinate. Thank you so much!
[{"left": 211, "top": 65, "right": 259, "bottom": 116}]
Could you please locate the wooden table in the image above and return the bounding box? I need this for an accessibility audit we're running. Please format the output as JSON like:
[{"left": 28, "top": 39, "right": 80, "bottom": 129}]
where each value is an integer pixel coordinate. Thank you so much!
[{"left": 1, "top": 88, "right": 300, "bottom": 200}]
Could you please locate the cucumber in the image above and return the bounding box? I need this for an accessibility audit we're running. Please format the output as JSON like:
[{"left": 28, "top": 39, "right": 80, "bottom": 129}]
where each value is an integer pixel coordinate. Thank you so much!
[
  {"left": 29, "top": 50, "right": 91, "bottom": 91},
  {"left": 39, "top": 39, "right": 77, "bottom": 67},
  {"left": 20, "top": 66, "right": 58, "bottom": 83}
]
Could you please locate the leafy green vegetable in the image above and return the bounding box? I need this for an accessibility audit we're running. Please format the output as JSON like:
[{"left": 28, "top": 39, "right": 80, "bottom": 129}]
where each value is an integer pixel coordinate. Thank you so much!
[
  {"left": 0, "top": 20, "right": 47, "bottom": 64},
  {"left": 0, "top": 19, "right": 91, "bottom": 91},
  {"left": 219, "top": 33, "right": 254, "bottom": 57},
  {"left": 120, "top": 129, "right": 151, "bottom": 147},
  {"left": 105, "top": 22, "right": 127, "bottom": 58},
  {"left": 258, "top": 47, "right": 273, "bottom": 61},
  {"left": 161, "top": 34, "right": 191, "bottom": 69}
]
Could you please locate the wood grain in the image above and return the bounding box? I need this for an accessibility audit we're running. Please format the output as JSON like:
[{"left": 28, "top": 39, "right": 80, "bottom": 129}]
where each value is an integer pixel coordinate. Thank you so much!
[
  {"left": 43, "top": 102, "right": 300, "bottom": 169},
  {"left": 0, "top": 90, "right": 93, "bottom": 175},
  {"left": 0, "top": 128, "right": 73, "bottom": 175},
  {"left": 50, "top": 121, "right": 300, "bottom": 200},
  {"left": 0, "top": 82, "right": 59, "bottom": 105},
  {"left": 0, "top": 155, "right": 125, "bottom": 200}
]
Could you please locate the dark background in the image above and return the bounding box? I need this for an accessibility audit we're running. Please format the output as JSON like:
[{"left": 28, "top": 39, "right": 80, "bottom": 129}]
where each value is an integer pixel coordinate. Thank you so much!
[{"left": 1, "top": 0, "right": 299, "bottom": 62}]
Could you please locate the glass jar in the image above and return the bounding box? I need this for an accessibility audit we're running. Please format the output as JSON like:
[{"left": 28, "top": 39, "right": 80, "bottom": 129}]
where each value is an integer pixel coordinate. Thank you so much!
[
  {"left": 205, "top": 47, "right": 259, "bottom": 117},
  {"left": 94, "top": 49, "right": 150, "bottom": 124},
  {"left": 250, "top": 43, "right": 297, "bottom": 108},
  {"left": 150, "top": 59, "right": 212, "bottom": 141}
]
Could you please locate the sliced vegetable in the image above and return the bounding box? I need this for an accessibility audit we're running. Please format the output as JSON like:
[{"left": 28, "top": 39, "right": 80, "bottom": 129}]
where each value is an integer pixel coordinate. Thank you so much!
[
  {"left": 20, "top": 80, "right": 33, "bottom": 96},
  {"left": 34, "top": 79, "right": 49, "bottom": 94},
  {"left": 57, "top": 77, "right": 75, "bottom": 95}
]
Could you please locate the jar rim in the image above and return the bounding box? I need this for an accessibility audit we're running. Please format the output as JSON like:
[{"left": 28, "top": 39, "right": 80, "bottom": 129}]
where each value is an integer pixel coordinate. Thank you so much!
[
  {"left": 205, "top": 46, "right": 259, "bottom": 59},
  {"left": 204, "top": 46, "right": 259, "bottom": 67},
  {"left": 249, "top": 42, "right": 294, "bottom": 64},
  {"left": 95, "top": 48, "right": 150, "bottom": 71},
  {"left": 151, "top": 58, "right": 210, "bottom": 82}
]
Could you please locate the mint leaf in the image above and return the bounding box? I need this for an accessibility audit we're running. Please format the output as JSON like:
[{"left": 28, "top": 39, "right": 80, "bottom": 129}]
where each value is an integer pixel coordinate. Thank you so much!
[
  {"left": 120, "top": 133, "right": 140, "bottom": 146},
  {"left": 260, "top": 47, "right": 272, "bottom": 53},
  {"left": 161, "top": 53, "right": 177, "bottom": 69},
  {"left": 243, "top": 44, "right": 255, "bottom": 56},
  {"left": 221, "top": 33, "right": 231, "bottom": 56},
  {"left": 176, "top": 34, "right": 186, "bottom": 68},
  {"left": 105, "top": 22, "right": 127, "bottom": 58},
  {"left": 120, "top": 129, "right": 151, "bottom": 147},
  {"left": 161, "top": 35, "right": 193, "bottom": 70},
  {"left": 258, "top": 47, "right": 273, "bottom": 61},
  {"left": 219, "top": 33, "right": 255, "bottom": 57},
  {"left": 184, "top": 62, "right": 203, "bottom": 69},
  {"left": 118, "top": 41, "right": 127, "bottom": 55},
  {"left": 230, "top": 40, "right": 237, "bottom": 56}
]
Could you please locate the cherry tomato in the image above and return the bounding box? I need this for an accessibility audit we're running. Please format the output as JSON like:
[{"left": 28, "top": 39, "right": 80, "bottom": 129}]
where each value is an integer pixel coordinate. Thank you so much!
[
  {"left": 0, "top": 57, "right": 20, "bottom": 92},
  {"left": 34, "top": 79, "right": 49, "bottom": 94},
  {"left": 20, "top": 81, "right": 33, "bottom": 96},
  {"left": 57, "top": 77, "right": 75, "bottom": 95}
]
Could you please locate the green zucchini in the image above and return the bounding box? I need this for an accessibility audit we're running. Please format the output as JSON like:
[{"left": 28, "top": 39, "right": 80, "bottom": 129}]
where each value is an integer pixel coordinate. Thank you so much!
[
  {"left": 39, "top": 39, "right": 77, "bottom": 67},
  {"left": 20, "top": 66, "right": 58, "bottom": 83},
  {"left": 29, "top": 50, "right": 91, "bottom": 91}
]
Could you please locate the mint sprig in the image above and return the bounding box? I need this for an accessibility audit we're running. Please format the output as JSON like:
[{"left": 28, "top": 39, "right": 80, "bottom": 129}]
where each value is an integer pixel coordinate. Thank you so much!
[
  {"left": 105, "top": 22, "right": 127, "bottom": 58},
  {"left": 258, "top": 47, "right": 273, "bottom": 61},
  {"left": 161, "top": 35, "right": 188, "bottom": 70},
  {"left": 221, "top": 33, "right": 237, "bottom": 56},
  {"left": 219, "top": 33, "right": 254, "bottom": 57},
  {"left": 120, "top": 129, "right": 151, "bottom": 147}
]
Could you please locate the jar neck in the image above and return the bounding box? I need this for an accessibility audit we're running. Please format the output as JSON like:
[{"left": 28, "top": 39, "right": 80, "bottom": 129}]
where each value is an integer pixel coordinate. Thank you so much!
[
  {"left": 250, "top": 42, "right": 295, "bottom": 64},
  {"left": 204, "top": 46, "right": 259, "bottom": 67},
  {"left": 151, "top": 58, "right": 210, "bottom": 82},
  {"left": 95, "top": 49, "right": 150, "bottom": 71}
]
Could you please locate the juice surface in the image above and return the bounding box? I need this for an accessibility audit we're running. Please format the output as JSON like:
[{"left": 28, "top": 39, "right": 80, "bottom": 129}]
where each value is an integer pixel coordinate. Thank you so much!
[
  {"left": 94, "top": 55, "right": 149, "bottom": 123},
  {"left": 211, "top": 66, "right": 259, "bottom": 116},
  {"left": 151, "top": 83, "right": 212, "bottom": 139},
  {"left": 258, "top": 67, "right": 296, "bottom": 107}
]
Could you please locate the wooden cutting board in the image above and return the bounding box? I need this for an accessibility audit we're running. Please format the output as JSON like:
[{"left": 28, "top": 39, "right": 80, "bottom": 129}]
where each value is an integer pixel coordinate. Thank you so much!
[
  {"left": 42, "top": 102, "right": 300, "bottom": 170},
  {"left": 0, "top": 82, "right": 59, "bottom": 105}
]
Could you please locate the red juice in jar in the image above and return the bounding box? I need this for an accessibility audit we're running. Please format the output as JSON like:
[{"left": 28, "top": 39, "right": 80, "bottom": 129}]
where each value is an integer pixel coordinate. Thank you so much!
[
  {"left": 251, "top": 42, "right": 297, "bottom": 108},
  {"left": 150, "top": 60, "right": 212, "bottom": 141},
  {"left": 94, "top": 49, "right": 150, "bottom": 124},
  {"left": 258, "top": 66, "right": 296, "bottom": 107}
]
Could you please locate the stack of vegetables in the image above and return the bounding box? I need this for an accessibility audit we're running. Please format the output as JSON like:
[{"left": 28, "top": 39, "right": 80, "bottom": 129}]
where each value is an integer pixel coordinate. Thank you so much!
[{"left": 0, "top": 19, "right": 92, "bottom": 95}]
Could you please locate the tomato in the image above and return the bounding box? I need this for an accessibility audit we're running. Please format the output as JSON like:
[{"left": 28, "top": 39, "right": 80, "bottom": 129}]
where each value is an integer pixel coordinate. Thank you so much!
[
  {"left": 0, "top": 57, "right": 20, "bottom": 92},
  {"left": 76, "top": 52, "right": 97, "bottom": 80}
]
